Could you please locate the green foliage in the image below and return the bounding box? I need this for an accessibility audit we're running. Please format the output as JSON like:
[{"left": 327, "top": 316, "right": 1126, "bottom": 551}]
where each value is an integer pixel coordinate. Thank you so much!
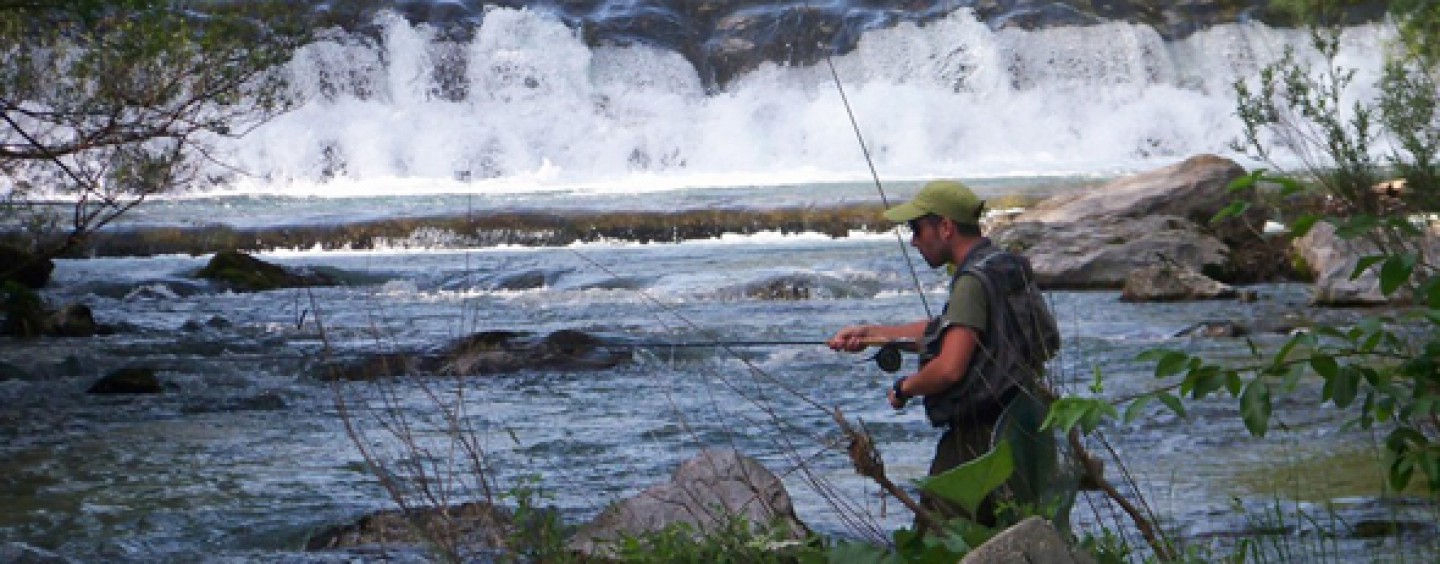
[
  {"left": 1095, "top": 0, "right": 1440, "bottom": 499},
  {"left": 1077, "top": 530, "right": 1134, "bottom": 564},
  {"left": 0, "top": 280, "right": 45, "bottom": 338},
  {"left": 503, "top": 475, "right": 574, "bottom": 563}
]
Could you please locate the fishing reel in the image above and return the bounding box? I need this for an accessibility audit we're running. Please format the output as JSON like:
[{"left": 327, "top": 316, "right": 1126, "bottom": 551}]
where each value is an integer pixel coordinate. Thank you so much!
[{"left": 870, "top": 343, "right": 905, "bottom": 373}]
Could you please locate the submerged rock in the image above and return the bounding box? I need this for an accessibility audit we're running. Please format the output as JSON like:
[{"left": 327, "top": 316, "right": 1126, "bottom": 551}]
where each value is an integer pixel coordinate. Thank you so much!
[
  {"left": 196, "top": 250, "right": 338, "bottom": 292},
  {"left": 87, "top": 367, "right": 162, "bottom": 394},
  {"left": 321, "top": 329, "right": 633, "bottom": 380},
  {"left": 1121, "top": 264, "right": 1236, "bottom": 302}
]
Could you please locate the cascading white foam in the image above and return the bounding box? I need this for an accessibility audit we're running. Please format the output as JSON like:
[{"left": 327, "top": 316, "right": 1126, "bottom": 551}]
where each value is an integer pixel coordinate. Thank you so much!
[{"left": 217, "top": 8, "right": 1387, "bottom": 197}]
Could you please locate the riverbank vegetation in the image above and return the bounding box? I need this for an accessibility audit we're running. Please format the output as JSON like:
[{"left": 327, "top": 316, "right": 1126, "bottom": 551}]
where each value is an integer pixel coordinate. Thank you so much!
[
  {"left": 1048, "top": 0, "right": 1440, "bottom": 560},
  {"left": 0, "top": 0, "right": 305, "bottom": 268}
]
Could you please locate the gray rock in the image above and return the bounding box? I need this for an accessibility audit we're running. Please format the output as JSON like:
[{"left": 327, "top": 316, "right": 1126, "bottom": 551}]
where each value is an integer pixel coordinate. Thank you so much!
[
  {"left": 1292, "top": 220, "right": 1440, "bottom": 306},
  {"left": 960, "top": 516, "right": 1095, "bottom": 564},
  {"left": 567, "top": 448, "right": 809, "bottom": 558},
  {"left": 996, "top": 214, "right": 1228, "bottom": 288},
  {"left": 992, "top": 155, "right": 1251, "bottom": 288},
  {"left": 1121, "top": 264, "right": 1236, "bottom": 302}
]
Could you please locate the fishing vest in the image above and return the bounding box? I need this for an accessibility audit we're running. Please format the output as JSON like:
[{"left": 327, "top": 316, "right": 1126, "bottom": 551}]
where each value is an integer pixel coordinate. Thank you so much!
[{"left": 919, "top": 240, "right": 1060, "bottom": 428}]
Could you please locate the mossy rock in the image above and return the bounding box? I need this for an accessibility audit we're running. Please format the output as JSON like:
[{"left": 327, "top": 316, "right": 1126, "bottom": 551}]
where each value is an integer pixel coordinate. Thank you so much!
[{"left": 196, "top": 250, "right": 336, "bottom": 292}]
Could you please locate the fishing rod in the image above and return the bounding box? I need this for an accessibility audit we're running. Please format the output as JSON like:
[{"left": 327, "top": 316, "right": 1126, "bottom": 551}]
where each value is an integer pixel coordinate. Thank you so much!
[{"left": 610, "top": 337, "right": 916, "bottom": 373}]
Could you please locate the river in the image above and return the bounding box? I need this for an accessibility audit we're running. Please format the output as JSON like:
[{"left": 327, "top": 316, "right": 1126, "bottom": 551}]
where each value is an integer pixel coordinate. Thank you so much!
[{"left": 1, "top": 4, "right": 1429, "bottom": 562}]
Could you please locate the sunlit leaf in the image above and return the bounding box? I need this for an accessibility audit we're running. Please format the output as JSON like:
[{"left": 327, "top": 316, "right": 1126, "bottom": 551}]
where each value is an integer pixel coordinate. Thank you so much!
[
  {"left": 1227, "top": 171, "right": 1260, "bottom": 192},
  {"left": 918, "top": 441, "right": 1014, "bottom": 517},
  {"left": 1211, "top": 201, "right": 1251, "bottom": 224}
]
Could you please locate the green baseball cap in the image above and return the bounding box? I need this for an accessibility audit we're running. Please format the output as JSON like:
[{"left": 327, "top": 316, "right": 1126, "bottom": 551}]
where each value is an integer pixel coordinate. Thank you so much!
[{"left": 882, "top": 180, "right": 984, "bottom": 226}]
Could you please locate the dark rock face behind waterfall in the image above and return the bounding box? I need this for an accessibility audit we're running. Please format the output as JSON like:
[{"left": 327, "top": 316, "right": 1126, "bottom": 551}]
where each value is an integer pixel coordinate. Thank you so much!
[{"left": 309, "top": 0, "right": 1386, "bottom": 88}]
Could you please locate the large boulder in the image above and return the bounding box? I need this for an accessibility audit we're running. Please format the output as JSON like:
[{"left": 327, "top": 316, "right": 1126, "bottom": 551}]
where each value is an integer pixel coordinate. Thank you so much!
[
  {"left": 995, "top": 214, "right": 1229, "bottom": 288},
  {"left": 1292, "top": 220, "right": 1440, "bottom": 306},
  {"left": 567, "top": 449, "right": 809, "bottom": 558},
  {"left": 992, "top": 155, "right": 1252, "bottom": 289}
]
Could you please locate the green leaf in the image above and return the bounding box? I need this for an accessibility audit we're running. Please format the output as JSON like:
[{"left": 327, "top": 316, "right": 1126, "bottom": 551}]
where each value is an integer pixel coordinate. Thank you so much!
[
  {"left": 1310, "top": 355, "right": 1339, "bottom": 378},
  {"left": 1211, "top": 201, "right": 1251, "bottom": 224},
  {"left": 1226, "top": 170, "right": 1260, "bottom": 192},
  {"left": 1135, "top": 348, "right": 1175, "bottom": 363},
  {"left": 1041, "top": 398, "right": 1091, "bottom": 433},
  {"left": 1379, "top": 254, "right": 1416, "bottom": 296},
  {"left": 1155, "top": 351, "right": 1191, "bottom": 379},
  {"left": 1078, "top": 403, "right": 1118, "bottom": 434},
  {"left": 918, "top": 440, "right": 1014, "bottom": 518},
  {"left": 1240, "top": 378, "right": 1272, "bottom": 437},
  {"left": 1329, "top": 366, "right": 1361, "bottom": 408},
  {"left": 1289, "top": 214, "right": 1321, "bottom": 238},
  {"left": 1189, "top": 367, "right": 1227, "bottom": 399},
  {"left": 1157, "top": 392, "right": 1187, "bottom": 418},
  {"left": 1123, "top": 395, "right": 1154, "bottom": 423},
  {"left": 829, "top": 540, "right": 903, "bottom": 564},
  {"left": 1272, "top": 175, "right": 1305, "bottom": 196},
  {"left": 1225, "top": 371, "right": 1243, "bottom": 396},
  {"left": 1350, "top": 255, "right": 1386, "bottom": 281},
  {"left": 1336, "top": 215, "right": 1380, "bottom": 239}
]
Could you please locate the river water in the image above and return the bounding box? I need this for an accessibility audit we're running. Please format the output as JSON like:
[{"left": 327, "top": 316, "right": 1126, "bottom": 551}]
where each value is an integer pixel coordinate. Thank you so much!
[
  {"left": 2, "top": 4, "right": 1432, "bottom": 562},
  {"left": 1, "top": 191, "right": 1425, "bottom": 560}
]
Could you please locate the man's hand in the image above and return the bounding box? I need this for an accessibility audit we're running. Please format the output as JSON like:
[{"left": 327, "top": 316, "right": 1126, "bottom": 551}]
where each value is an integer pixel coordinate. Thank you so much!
[
  {"left": 887, "top": 387, "right": 908, "bottom": 409},
  {"left": 827, "top": 325, "right": 873, "bottom": 352},
  {"left": 888, "top": 376, "right": 911, "bottom": 409}
]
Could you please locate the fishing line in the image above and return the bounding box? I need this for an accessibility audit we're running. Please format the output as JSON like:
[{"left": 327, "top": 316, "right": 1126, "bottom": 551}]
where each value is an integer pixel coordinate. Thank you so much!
[{"left": 820, "top": 54, "right": 934, "bottom": 318}]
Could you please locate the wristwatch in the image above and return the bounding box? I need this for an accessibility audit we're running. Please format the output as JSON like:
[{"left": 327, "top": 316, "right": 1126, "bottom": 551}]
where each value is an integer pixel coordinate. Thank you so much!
[{"left": 892, "top": 376, "right": 911, "bottom": 404}]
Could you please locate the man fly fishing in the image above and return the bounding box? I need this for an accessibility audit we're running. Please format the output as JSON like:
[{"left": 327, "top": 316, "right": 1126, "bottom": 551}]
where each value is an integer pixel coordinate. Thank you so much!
[{"left": 828, "top": 179, "right": 1066, "bottom": 529}]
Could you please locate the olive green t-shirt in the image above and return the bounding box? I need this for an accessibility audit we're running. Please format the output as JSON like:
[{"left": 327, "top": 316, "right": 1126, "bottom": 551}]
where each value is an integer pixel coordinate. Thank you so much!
[{"left": 944, "top": 274, "right": 988, "bottom": 333}]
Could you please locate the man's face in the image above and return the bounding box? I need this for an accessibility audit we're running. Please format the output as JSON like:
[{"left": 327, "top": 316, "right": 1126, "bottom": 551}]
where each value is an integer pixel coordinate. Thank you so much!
[{"left": 906, "top": 215, "right": 950, "bottom": 268}]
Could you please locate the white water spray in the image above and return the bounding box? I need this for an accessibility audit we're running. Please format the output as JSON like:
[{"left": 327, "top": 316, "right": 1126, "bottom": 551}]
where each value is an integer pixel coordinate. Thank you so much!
[{"left": 218, "top": 8, "right": 1388, "bottom": 198}]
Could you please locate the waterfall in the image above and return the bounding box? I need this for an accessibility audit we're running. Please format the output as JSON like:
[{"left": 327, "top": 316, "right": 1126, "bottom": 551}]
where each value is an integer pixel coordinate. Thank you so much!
[{"left": 217, "top": 8, "right": 1387, "bottom": 197}]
